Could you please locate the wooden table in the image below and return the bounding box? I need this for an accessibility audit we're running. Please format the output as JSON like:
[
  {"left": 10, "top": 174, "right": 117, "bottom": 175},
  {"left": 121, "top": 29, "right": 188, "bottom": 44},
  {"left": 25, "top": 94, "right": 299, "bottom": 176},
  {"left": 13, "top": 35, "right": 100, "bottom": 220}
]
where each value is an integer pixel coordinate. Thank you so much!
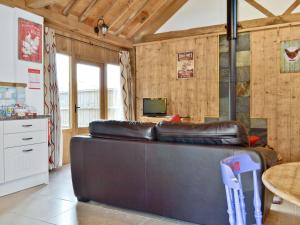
[{"left": 262, "top": 162, "right": 300, "bottom": 207}]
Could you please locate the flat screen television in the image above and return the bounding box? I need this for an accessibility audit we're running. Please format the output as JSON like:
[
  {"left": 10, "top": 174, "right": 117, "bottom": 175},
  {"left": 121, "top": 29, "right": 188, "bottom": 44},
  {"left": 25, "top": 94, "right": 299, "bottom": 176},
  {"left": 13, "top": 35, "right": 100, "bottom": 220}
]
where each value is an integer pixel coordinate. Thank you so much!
[{"left": 143, "top": 98, "right": 167, "bottom": 116}]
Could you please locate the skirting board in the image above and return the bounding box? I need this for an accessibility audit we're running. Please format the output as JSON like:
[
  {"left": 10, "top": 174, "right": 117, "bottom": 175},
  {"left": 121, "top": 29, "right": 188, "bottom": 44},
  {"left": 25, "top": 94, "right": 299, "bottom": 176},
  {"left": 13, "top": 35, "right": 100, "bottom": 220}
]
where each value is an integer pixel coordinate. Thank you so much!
[{"left": 0, "top": 172, "right": 49, "bottom": 197}]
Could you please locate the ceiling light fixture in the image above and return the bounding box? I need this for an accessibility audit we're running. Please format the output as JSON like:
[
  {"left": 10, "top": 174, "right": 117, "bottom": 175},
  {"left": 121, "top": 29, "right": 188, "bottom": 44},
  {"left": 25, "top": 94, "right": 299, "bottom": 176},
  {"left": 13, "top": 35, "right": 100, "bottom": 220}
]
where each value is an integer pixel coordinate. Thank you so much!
[{"left": 94, "top": 16, "right": 109, "bottom": 36}]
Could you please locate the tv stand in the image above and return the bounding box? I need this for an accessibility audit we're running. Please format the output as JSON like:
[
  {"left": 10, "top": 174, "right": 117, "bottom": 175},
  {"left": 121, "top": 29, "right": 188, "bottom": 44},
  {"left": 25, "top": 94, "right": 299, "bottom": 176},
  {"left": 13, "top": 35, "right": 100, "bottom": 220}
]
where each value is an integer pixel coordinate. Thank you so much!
[
  {"left": 139, "top": 116, "right": 171, "bottom": 123},
  {"left": 138, "top": 115, "right": 191, "bottom": 123}
]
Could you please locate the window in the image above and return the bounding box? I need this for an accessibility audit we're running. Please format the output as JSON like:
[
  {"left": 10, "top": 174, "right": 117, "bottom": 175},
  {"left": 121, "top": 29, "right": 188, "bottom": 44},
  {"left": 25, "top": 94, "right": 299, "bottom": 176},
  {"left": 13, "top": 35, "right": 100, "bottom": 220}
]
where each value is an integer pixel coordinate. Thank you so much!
[
  {"left": 56, "top": 53, "right": 70, "bottom": 128},
  {"left": 76, "top": 63, "right": 101, "bottom": 128},
  {"left": 107, "top": 64, "right": 124, "bottom": 120}
]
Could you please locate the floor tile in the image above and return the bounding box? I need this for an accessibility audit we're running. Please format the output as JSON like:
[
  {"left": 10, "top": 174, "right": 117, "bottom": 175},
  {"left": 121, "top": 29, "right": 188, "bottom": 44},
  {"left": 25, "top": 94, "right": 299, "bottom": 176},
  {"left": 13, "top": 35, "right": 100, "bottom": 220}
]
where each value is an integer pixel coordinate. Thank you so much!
[
  {"left": 0, "top": 165, "right": 298, "bottom": 225},
  {"left": 10, "top": 195, "right": 76, "bottom": 221},
  {"left": 0, "top": 213, "right": 53, "bottom": 225},
  {"left": 49, "top": 202, "right": 148, "bottom": 225}
]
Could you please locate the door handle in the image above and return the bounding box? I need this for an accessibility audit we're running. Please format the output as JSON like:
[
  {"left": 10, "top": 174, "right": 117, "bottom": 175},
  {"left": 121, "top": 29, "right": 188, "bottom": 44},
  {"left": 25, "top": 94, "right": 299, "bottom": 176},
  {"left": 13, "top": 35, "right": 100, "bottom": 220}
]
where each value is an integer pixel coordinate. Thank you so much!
[
  {"left": 22, "top": 137, "right": 33, "bottom": 141},
  {"left": 22, "top": 149, "right": 33, "bottom": 152},
  {"left": 75, "top": 104, "right": 81, "bottom": 113},
  {"left": 22, "top": 124, "right": 33, "bottom": 127}
]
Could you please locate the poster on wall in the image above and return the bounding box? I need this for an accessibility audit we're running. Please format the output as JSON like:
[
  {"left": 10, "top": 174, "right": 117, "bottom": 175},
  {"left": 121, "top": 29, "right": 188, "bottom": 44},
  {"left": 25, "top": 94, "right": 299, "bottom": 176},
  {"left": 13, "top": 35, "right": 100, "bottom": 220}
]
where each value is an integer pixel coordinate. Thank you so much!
[
  {"left": 177, "top": 51, "right": 194, "bottom": 79},
  {"left": 281, "top": 40, "right": 300, "bottom": 73},
  {"left": 28, "top": 68, "right": 41, "bottom": 90},
  {"left": 18, "top": 18, "right": 42, "bottom": 63}
]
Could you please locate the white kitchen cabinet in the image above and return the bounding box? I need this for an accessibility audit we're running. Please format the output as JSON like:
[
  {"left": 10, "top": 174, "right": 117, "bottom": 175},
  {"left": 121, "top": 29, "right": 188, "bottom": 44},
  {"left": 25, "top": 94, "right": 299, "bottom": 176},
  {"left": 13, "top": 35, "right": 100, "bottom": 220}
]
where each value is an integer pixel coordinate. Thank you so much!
[
  {"left": 0, "top": 122, "right": 3, "bottom": 184},
  {"left": 4, "top": 131, "right": 47, "bottom": 148},
  {"left": 0, "top": 5, "right": 15, "bottom": 83},
  {"left": 4, "top": 143, "right": 48, "bottom": 182},
  {"left": 0, "top": 118, "right": 48, "bottom": 196}
]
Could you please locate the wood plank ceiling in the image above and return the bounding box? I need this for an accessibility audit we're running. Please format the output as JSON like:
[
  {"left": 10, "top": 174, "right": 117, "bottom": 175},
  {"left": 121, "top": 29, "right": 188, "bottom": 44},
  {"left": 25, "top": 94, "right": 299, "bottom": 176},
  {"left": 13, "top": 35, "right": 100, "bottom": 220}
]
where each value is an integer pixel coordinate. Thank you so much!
[
  {"left": 4, "top": 0, "right": 300, "bottom": 47},
  {"left": 23, "top": 0, "right": 188, "bottom": 47}
]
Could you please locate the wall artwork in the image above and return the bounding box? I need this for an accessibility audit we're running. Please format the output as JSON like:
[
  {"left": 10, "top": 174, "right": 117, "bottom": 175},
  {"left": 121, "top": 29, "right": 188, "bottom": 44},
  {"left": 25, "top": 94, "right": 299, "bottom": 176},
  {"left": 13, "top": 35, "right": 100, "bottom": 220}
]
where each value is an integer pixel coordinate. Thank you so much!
[
  {"left": 28, "top": 68, "right": 41, "bottom": 90},
  {"left": 281, "top": 40, "right": 300, "bottom": 73},
  {"left": 18, "top": 18, "right": 42, "bottom": 63},
  {"left": 176, "top": 51, "right": 194, "bottom": 79}
]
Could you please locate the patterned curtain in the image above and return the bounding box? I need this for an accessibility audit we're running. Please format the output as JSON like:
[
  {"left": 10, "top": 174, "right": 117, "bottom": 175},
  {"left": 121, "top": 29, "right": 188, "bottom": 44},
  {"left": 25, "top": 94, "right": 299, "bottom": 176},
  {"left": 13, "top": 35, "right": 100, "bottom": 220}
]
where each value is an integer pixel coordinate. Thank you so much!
[
  {"left": 120, "top": 51, "right": 135, "bottom": 121},
  {"left": 44, "top": 27, "right": 61, "bottom": 169}
]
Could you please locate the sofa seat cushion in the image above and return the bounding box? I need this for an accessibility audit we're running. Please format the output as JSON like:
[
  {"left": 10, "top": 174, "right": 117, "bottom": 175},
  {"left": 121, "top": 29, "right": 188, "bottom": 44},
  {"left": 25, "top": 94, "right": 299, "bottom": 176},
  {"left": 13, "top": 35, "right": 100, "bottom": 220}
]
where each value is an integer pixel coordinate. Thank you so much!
[
  {"left": 89, "top": 120, "right": 156, "bottom": 141},
  {"left": 156, "top": 121, "right": 249, "bottom": 146}
]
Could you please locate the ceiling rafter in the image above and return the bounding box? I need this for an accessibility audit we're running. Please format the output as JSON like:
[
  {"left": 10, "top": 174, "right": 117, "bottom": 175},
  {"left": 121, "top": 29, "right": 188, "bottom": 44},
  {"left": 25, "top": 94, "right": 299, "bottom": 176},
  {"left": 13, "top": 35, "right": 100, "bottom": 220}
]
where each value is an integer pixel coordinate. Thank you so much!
[
  {"left": 79, "top": 0, "right": 98, "bottom": 22},
  {"left": 112, "top": 0, "right": 150, "bottom": 35},
  {"left": 124, "top": 0, "right": 170, "bottom": 38},
  {"left": 132, "top": 0, "right": 188, "bottom": 42},
  {"left": 245, "top": 0, "right": 275, "bottom": 17},
  {"left": 109, "top": 0, "right": 148, "bottom": 32},
  {"left": 0, "top": 0, "right": 132, "bottom": 48},
  {"left": 96, "top": 0, "right": 119, "bottom": 22},
  {"left": 136, "top": 12, "right": 300, "bottom": 44},
  {"left": 283, "top": 0, "right": 300, "bottom": 15},
  {"left": 62, "top": 0, "right": 78, "bottom": 16},
  {"left": 25, "top": 0, "right": 57, "bottom": 8}
]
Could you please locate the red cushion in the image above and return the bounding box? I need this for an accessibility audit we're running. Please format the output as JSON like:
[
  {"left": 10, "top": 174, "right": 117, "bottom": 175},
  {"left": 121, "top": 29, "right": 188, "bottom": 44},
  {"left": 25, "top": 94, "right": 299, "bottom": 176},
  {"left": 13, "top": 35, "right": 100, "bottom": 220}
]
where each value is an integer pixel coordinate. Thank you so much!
[
  {"left": 170, "top": 114, "right": 182, "bottom": 123},
  {"left": 248, "top": 135, "right": 260, "bottom": 146}
]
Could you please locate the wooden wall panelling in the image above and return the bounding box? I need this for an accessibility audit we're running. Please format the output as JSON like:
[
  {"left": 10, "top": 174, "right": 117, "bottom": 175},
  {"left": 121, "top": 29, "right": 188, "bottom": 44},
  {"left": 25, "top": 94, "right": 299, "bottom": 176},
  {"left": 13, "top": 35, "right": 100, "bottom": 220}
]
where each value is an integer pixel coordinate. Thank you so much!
[
  {"left": 136, "top": 35, "right": 219, "bottom": 123},
  {"left": 250, "top": 25, "right": 300, "bottom": 162},
  {"left": 281, "top": 26, "right": 300, "bottom": 162}
]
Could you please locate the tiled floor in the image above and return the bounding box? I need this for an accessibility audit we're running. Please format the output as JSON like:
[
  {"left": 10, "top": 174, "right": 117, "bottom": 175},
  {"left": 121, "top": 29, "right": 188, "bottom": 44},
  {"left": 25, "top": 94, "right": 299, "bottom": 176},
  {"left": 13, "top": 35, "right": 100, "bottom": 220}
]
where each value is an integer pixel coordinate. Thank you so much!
[{"left": 0, "top": 165, "right": 299, "bottom": 225}]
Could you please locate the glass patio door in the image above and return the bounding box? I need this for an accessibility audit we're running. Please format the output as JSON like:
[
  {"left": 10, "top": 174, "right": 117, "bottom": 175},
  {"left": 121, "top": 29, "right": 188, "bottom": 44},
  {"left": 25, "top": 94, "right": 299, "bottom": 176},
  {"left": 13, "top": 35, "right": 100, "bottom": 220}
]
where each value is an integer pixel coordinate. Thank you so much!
[{"left": 75, "top": 62, "right": 104, "bottom": 133}]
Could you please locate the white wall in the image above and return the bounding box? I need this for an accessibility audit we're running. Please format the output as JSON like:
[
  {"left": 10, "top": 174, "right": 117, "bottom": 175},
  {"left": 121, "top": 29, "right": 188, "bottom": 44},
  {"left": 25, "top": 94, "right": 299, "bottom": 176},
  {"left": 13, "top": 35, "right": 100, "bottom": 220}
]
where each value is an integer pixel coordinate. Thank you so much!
[
  {"left": 157, "top": 0, "right": 295, "bottom": 33},
  {"left": 14, "top": 8, "right": 44, "bottom": 114}
]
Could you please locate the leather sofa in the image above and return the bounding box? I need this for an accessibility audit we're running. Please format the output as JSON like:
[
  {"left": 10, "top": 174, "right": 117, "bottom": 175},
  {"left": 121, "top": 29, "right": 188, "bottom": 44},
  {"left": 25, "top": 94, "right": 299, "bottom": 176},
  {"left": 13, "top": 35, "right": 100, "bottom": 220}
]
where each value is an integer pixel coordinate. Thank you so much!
[{"left": 70, "top": 120, "right": 277, "bottom": 225}]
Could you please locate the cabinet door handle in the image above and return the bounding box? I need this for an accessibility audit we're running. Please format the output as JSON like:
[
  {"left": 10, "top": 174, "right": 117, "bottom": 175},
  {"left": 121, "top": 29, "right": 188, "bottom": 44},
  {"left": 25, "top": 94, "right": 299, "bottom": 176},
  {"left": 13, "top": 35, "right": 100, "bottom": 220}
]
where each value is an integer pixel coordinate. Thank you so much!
[
  {"left": 22, "top": 125, "right": 33, "bottom": 127},
  {"left": 22, "top": 149, "right": 33, "bottom": 152},
  {"left": 22, "top": 137, "right": 33, "bottom": 141}
]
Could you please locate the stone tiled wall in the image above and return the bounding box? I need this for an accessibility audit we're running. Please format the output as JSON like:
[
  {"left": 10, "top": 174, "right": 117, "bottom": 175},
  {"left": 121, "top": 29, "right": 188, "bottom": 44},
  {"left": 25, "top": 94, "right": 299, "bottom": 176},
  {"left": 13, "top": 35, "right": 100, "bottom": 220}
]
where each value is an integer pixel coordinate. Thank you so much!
[
  {"left": 219, "top": 32, "right": 251, "bottom": 127},
  {"left": 206, "top": 33, "right": 268, "bottom": 145}
]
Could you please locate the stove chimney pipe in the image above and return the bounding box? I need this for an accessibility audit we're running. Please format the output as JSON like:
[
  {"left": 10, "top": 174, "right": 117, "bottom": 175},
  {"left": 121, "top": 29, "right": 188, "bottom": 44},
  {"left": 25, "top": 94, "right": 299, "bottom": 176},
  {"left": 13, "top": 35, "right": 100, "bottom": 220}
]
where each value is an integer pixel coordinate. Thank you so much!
[{"left": 227, "top": 0, "right": 238, "bottom": 121}]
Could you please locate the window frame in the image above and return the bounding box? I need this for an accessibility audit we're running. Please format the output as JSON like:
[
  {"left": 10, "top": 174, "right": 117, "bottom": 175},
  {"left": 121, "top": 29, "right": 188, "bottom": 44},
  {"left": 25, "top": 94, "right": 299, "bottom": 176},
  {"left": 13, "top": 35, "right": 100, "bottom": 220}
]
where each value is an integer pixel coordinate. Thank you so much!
[
  {"left": 106, "top": 63, "right": 124, "bottom": 121},
  {"left": 56, "top": 52, "right": 72, "bottom": 130},
  {"left": 74, "top": 59, "right": 105, "bottom": 134}
]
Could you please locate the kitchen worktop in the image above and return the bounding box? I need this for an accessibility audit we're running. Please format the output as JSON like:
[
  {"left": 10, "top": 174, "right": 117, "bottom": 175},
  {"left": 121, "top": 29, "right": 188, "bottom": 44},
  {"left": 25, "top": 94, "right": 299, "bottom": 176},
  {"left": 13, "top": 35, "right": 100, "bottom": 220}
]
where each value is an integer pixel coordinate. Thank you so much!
[{"left": 0, "top": 115, "right": 50, "bottom": 121}]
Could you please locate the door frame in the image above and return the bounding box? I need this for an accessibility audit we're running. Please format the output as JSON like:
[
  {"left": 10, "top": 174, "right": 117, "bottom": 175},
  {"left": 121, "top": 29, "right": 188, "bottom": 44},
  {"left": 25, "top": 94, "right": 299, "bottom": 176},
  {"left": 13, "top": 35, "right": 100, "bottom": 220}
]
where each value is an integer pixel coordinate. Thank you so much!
[{"left": 73, "top": 58, "right": 106, "bottom": 135}]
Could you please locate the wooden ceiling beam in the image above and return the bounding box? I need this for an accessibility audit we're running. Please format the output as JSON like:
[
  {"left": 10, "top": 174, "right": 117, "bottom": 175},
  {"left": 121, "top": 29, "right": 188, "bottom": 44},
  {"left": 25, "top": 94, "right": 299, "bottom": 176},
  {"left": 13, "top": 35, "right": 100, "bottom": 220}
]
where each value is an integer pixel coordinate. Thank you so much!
[
  {"left": 283, "top": 0, "right": 300, "bottom": 15},
  {"left": 124, "top": 0, "right": 170, "bottom": 38},
  {"left": 245, "top": 0, "right": 275, "bottom": 17},
  {"left": 132, "top": 0, "right": 187, "bottom": 42},
  {"left": 25, "top": 0, "right": 57, "bottom": 8},
  {"left": 99, "top": 0, "right": 119, "bottom": 20},
  {"left": 109, "top": 0, "right": 148, "bottom": 32},
  {"left": 112, "top": 0, "right": 149, "bottom": 35},
  {"left": 79, "top": 0, "right": 98, "bottom": 22},
  {"left": 62, "top": 0, "right": 78, "bottom": 16},
  {"left": 136, "top": 12, "right": 300, "bottom": 44},
  {"left": 0, "top": 0, "right": 132, "bottom": 48}
]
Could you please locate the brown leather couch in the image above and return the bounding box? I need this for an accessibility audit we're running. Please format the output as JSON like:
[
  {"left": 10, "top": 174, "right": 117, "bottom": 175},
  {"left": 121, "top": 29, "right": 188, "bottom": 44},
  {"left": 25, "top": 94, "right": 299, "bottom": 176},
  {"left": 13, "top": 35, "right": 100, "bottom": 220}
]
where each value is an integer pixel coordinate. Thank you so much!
[{"left": 70, "top": 120, "right": 277, "bottom": 225}]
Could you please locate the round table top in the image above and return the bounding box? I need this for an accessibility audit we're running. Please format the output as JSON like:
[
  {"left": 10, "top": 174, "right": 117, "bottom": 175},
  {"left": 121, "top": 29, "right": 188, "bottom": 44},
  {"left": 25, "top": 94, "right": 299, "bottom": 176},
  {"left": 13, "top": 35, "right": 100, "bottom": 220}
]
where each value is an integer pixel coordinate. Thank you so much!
[{"left": 262, "top": 162, "right": 300, "bottom": 207}]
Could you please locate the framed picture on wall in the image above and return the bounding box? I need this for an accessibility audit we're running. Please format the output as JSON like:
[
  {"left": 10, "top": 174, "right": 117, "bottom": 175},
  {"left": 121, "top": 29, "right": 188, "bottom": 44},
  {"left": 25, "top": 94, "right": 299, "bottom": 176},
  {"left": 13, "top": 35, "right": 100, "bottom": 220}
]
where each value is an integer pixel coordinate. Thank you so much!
[
  {"left": 280, "top": 40, "right": 300, "bottom": 73},
  {"left": 18, "top": 18, "right": 42, "bottom": 63},
  {"left": 176, "top": 51, "right": 194, "bottom": 79}
]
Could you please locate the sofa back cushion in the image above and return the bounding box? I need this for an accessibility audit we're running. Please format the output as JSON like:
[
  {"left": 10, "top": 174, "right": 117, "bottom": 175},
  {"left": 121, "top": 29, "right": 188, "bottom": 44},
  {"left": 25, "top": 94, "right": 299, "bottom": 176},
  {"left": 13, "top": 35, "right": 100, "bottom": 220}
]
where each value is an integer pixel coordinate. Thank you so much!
[
  {"left": 89, "top": 120, "right": 156, "bottom": 141},
  {"left": 156, "top": 121, "right": 249, "bottom": 146}
]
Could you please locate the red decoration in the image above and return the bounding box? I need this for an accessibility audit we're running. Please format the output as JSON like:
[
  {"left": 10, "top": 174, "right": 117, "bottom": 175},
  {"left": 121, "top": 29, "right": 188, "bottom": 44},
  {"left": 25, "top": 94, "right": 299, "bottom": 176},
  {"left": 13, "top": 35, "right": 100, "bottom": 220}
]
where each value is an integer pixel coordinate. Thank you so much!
[
  {"left": 170, "top": 114, "right": 182, "bottom": 123},
  {"left": 248, "top": 135, "right": 261, "bottom": 146},
  {"left": 230, "top": 161, "right": 240, "bottom": 172},
  {"left": 18, "top": 18, "right": 42, "bottom": 63}
]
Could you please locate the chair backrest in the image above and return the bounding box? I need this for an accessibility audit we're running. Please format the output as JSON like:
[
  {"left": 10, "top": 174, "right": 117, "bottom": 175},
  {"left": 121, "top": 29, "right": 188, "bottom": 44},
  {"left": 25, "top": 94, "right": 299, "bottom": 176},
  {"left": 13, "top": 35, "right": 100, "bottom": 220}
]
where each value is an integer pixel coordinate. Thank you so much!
[{"left": 220, "top": 153, "right": 263, "bottom": 225}]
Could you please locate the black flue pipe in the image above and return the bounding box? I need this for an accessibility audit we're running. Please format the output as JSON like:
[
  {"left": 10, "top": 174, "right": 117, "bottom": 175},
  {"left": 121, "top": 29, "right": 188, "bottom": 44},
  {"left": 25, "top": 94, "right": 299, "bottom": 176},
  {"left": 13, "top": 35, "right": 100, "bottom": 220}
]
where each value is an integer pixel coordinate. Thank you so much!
[{"left": 227, "top": 0, "right": 238, "bottom": 121}]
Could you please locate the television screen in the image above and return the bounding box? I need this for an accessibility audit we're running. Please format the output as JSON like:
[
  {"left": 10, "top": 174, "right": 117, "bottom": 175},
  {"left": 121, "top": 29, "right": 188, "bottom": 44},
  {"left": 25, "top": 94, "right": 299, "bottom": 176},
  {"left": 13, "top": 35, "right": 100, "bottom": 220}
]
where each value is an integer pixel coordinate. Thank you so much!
[{"left": 143, "top": 98, "right": 167, "bottom": 116}]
